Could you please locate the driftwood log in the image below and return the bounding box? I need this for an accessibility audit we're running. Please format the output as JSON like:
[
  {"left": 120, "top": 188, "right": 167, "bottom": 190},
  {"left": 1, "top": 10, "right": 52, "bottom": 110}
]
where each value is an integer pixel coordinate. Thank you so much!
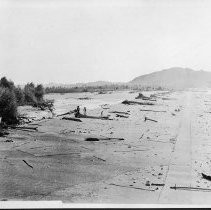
[
  {"left": 116, "top": 114, "right": 129, "bottom": 118},
  {"left": 122, "top": 100, "right": 154, "bottom": 106},
  {"left": 75, "top": 113, "right": 111, "bottom": 120},
  {"left": 140, "top": 109, "right": 166, "bottom": 113},
  {"left": 170, "top": 184, "right": 211, "bottom": 192},
  {"left": 109, "top": 183, "right": 155, "bottom": 191},
  {"left": 141, "top": 98, "right": 156, "bottom": 101},
  {"left": 62, "top": 117, "right": 82, "bottom": 122},
  {"left": 93, "top": 156, "right": 106, "bottom": 162},
  {"left": 144, "top": 117, "right": 158, "bottom": 123},
  {"left": 22, "top": 160, "right": 33, "bottom": 169},
  {"left": 9, "top": 126, "right": 38, "bottom": 130},
  {"left": 202, "top": 173, "right": 211, "bottom": 181},
  {"left": 109, "top": 111, "right": 130, "bottom": 115},
  {"left": 57, "top": 110, "right": 75, "bottom": 117},
  {"left": 78, "top": 97, "right": 92, "bottom": 100},
  {"left": 151, "top": 183, "right": 165, "bottom": 186},
  {"left": 85, "top": 137, "right": 124, "bottom": 141}
]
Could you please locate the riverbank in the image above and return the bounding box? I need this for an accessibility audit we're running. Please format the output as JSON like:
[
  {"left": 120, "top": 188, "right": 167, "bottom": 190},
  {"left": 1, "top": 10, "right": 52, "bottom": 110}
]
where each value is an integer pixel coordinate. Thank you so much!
[{"left": 1, "top": 89, "right": 210, "bottom": 204}]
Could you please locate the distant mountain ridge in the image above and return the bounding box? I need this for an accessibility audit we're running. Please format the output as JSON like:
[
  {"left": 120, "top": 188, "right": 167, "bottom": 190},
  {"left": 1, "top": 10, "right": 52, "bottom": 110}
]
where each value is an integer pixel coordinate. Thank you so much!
[
  {"left": 44, "top": 67, "right": 211, "bottom": 90},
  {"left": 130, "top": 67, "right": 211, "bottom": 89}
]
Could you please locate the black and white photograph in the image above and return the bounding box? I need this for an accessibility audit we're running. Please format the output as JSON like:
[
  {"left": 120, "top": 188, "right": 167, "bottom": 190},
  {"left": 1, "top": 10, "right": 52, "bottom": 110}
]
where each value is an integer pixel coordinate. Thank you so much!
[{"left": 1, "top": 0, "right": 211, "bottom": 207}]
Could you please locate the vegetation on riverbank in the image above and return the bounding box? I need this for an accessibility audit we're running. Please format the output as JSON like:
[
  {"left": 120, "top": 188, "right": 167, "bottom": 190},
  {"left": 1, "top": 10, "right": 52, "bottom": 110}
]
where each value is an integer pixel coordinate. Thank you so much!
[
  {"left": 0, "top": 77, "right": 52, "bottom": 124},
  {"left": 45, "top": 84, "right": 166, "bottom": 94}
]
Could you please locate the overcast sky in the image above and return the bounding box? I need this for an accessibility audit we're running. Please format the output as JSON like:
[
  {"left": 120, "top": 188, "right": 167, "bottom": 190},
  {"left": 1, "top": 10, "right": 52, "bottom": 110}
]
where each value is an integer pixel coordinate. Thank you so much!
[{"left": 1, "top": 0, "right": 211, "bottom": 85}]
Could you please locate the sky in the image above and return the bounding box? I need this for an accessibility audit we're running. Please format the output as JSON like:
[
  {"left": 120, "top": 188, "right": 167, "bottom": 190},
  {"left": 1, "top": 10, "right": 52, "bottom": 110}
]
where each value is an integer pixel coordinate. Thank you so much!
[{"left": 1, "top": 0, "right": 211, "bottom": 85}]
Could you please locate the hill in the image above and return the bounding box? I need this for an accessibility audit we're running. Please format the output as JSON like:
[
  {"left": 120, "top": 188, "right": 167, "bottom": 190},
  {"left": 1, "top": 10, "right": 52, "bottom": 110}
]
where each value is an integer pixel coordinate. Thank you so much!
[{"left": 130, "top": 67, "right": 211, "bottom": 89}]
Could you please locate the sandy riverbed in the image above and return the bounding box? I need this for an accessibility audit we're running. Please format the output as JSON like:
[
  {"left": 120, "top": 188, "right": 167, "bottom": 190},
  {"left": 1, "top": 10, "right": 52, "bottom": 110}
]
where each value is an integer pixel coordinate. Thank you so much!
[{"left": 1, "top": 89, "right": 211, "bottom": 205}]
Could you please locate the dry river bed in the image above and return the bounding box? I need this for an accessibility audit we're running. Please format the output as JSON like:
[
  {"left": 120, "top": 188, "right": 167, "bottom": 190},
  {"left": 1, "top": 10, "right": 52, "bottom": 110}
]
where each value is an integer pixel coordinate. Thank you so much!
[{"left": 1, "top": 90, "right": 211, "bottom": 205}]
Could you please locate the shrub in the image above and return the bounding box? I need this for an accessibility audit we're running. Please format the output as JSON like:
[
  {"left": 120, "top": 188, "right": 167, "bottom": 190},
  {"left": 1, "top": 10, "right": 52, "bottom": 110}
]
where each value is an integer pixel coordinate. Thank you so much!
[
  {"left": 0, "top": 77, "right": 50, "bottom": 125},
  {"left": 0, "top": 87, "right": 18, "bottom": 124}
]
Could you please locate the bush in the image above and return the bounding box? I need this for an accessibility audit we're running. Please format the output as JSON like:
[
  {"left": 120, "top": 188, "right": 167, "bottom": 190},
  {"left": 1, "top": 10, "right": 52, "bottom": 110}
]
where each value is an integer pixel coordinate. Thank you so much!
[
  {"left": 0, "top": 76, "right": 50, "bottom": 125},
  {"left": 0, "top": 87, "right": 18, "bottom": 124}
]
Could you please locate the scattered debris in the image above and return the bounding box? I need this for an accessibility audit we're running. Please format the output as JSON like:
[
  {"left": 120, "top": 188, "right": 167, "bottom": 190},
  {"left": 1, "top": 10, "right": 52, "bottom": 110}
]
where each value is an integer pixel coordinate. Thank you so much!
[
  {"left": 135, "top": 93, "right": 149, "bottom": 99},
  {"left": 144, "top": 117, "right": 158, "bottom": 123},
  {"left": 93, "top": 156, "right": 106, "bottom": 162},
  {"left": 35, "top": 100, "right": 54, "bottom": 112},
  {"left": 145, "top": 180, "right": 150, "bottom": 186},
  {"left": 22, "top": 160, "right": 33, "bottom": 169},
  {"left": 116, "top": 114, "right": 129, "bottom": 118},
  {"left": 122, "top": 100, "right": 154, "bottom": 106},
  {"left": 109, "top": 111, "right": 130, "bottom": 115},
  {"left": 102, "top": 107, "right": 110, "bottom": 110},
  {"left": 140, "top": 133, "right": 144, "bottom": 139},
  {"left": 78, "top": 97, "right": 92, "bottom": 100},
  {"left": 109, "top": 183, "right": 155, "bottom": 191},
  {"left": 129, "top": 91, "right": 136, "bottom": 93},
  {"left": 161, "top": 97, "right": 176, "bottom": 100},
  {"left": 98, "top": 91, "right": 107, "bottom": 94},
  {"left": 135, "top": 93, "right": 156, "bottom": 101},
  {"left": 170, "top": 138, "right": 177, "bottom": 144},
  {"left": 4, "top": 139, "right": 13, "bottom": 142},
  {"left": 0, "top": 129, "right": 9, "bottom": 137},
  {"left": 62, "top": 117, "right": 82, "bottom": 122},
  {"left": 101, "top": 104, "right": 110, "bottom": 109}
]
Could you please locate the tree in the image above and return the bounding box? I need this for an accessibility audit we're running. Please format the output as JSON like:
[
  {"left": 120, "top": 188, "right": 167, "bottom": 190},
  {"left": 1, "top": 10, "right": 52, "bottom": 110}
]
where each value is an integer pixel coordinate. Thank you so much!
[
  {"left": 14, "top": 86, "right": 25, "bottom": 105},
  {"left": 24, "top": 82, "right": 37, "bottom": 105},
  {"left": 0, "top": 87, "right": 18, "bottom": 124},
  {"left": 0, "top": 77, "right": 15, "bottom": 90},
  {"left": 35, "top": 84, "right": 45, "bottom": 102}
]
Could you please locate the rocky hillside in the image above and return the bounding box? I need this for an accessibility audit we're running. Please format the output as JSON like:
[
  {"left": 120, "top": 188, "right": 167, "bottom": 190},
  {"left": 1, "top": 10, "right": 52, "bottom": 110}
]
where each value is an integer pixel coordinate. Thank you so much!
[{"left": 130, "top": 67, "right": 211, "bottom": 89}]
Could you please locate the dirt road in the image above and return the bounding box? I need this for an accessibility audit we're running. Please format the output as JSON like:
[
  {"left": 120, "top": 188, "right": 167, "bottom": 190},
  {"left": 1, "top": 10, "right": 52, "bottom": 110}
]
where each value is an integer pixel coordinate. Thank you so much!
[{"left": 159, "top": 90, "right": 211, "bottom": 205}]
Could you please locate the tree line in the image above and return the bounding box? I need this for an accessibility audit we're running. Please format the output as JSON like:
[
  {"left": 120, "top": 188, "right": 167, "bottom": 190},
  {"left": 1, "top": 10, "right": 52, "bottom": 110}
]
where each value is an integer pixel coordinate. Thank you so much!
[
  {"left": 45, "top": 84, "right": 166, "bottom": 94},
  {"left": 0, "top": 77, "right": 45, "bottom": 124},
  {"left": 45, "top": 84, "right": 130, "bottom": 94}
]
